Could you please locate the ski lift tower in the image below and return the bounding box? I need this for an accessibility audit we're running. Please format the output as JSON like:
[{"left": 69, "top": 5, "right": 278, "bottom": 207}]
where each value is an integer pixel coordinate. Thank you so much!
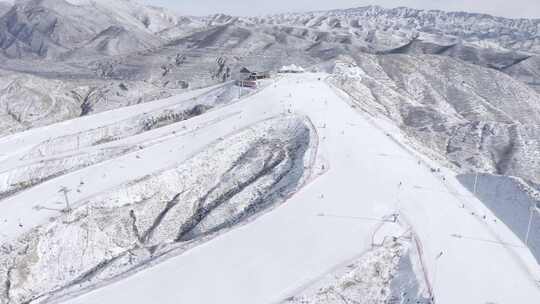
[{"left": 58, "top": 186, "right": 72, "bottom": 213}]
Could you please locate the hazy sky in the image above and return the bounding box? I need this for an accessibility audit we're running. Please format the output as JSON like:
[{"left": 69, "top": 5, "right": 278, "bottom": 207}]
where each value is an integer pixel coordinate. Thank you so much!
[{"left": 146, "top": 0, "right": 540, "bottom": 19}]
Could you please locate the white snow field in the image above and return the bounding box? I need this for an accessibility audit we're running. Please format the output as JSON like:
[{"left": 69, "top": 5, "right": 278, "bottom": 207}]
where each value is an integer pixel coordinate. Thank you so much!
[{"left": 1, "top": 73, "right": 539, "bottom": 304}]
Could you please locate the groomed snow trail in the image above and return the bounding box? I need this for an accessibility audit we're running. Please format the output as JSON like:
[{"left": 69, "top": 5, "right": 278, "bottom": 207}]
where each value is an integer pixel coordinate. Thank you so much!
[{"left": 3, "top": 73, "right": 539, "bottom": 304}]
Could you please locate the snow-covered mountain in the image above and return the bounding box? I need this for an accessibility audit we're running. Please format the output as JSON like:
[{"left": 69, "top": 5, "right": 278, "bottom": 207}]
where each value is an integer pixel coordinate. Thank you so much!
[
  {"left": 0, "top": 1, "right": 11, "bottom": 16},
  {"left": 0, "top": 0, "right": 180, "bottom": 59},
  {"left": 243, "top": 6, "right": 540, "bottom": 54},
  {"left": 1, "top": 2, "right": 540, "bottom": 304},
  {"left": 1, "top": 71, "right": 539, "bottom": 304},
  {"left": 330, "top": 54, "right": 540, "bottom": 186}
]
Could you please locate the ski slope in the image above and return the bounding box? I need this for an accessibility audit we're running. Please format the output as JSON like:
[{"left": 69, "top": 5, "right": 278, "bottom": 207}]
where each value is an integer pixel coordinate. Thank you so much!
[{"left": 1, "top": 73, "right": 539, "bottom": 304}]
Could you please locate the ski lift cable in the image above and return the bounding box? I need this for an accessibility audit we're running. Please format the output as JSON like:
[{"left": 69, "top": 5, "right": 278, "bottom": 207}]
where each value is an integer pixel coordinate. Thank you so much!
[
  {"left": 450, "top": 233, "right": 524, "bottom": 248},
  {"left": 316, "top": 213, "right": 393, "bottom": 223}
]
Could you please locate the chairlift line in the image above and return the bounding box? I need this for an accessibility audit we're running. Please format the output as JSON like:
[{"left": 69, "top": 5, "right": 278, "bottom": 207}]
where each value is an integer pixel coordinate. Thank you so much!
[{"left": 316, "top": 213, "right": 393, "bottom": 223}]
